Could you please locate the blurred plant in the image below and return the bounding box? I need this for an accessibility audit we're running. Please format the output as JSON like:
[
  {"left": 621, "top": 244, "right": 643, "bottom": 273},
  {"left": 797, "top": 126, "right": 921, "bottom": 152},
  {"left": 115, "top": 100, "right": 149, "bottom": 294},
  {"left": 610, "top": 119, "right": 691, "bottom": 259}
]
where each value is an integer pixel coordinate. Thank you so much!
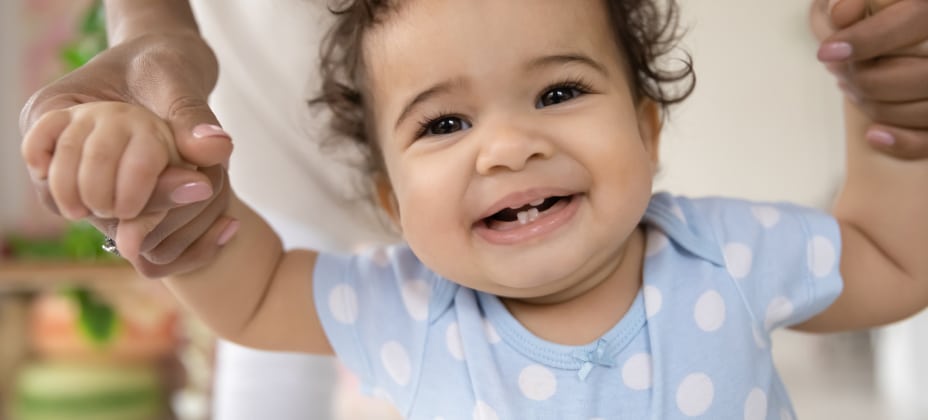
[
  {"left": 6, "top": 222, "right": 118, "bottom": 262},
  {"left": 60, "top": 0, "right": 107, "bottom": 71},
  {"left": 6, "top": 0, "right": 118, "bottom": 345}
]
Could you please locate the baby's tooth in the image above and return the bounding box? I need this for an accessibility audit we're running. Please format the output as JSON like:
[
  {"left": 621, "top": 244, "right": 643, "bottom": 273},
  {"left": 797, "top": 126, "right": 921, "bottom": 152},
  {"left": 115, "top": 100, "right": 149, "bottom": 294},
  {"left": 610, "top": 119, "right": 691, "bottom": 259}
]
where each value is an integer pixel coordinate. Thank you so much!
[
  {"left": 530, "top": 198, "right": 544, "bottom": 207},
  {"left": 528, "top": 208, "right": 540, "bottom": 222},
  {"left": 518, "top": 211, "right": 529, "bottom": 225}
]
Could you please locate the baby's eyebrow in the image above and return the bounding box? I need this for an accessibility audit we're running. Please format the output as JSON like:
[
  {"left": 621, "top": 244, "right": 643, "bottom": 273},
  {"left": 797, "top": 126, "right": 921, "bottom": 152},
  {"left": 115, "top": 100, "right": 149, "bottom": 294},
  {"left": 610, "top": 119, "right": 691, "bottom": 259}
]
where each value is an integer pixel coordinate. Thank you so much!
[
  {"left": 395, "top": 76, "right": 468, "bottom": 130},
  {"left": 525, "top": 53, "right": 609, "bottom": 77}
]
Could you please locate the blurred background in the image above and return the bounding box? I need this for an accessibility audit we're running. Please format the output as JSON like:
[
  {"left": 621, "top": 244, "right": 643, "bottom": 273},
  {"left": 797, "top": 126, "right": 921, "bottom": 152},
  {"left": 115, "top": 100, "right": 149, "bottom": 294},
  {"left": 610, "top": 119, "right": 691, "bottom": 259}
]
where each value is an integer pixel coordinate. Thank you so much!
[{"left": 0, "top": 0, "right": 926, "bottom": 419}]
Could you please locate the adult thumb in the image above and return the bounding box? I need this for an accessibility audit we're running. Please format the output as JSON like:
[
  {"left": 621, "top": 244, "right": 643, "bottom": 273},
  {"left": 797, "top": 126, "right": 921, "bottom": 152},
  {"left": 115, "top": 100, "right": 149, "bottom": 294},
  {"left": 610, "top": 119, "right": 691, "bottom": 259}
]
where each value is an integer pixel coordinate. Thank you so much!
[{"left": 166, "top": 97, "right": 233, "bottom": 168}]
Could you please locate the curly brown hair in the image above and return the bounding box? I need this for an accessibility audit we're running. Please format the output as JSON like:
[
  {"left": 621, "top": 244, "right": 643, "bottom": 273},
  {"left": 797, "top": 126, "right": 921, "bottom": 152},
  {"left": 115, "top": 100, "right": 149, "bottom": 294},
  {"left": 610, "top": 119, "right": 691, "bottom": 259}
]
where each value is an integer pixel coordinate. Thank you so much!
[{"left": 311, "top": 0, "right": 695, "bottom": 177}]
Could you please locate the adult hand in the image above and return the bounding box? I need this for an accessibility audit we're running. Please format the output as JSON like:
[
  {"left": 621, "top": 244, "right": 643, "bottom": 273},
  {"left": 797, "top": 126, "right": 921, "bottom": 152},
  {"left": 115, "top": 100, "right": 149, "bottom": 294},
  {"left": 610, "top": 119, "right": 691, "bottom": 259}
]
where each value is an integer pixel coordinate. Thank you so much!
[
  {"left": 20, "top": 32, "right": 236, "bottom": 277},
  {"left": 811, "top": 0, "right": 928, "bottom": 159}
]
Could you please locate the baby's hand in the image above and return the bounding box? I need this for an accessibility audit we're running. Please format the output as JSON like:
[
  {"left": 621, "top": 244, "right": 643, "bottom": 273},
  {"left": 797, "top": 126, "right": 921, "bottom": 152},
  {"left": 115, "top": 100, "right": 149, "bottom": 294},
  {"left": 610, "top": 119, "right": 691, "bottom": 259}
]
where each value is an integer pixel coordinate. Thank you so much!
[{"left": 21, "top": 102, "right": 184, "bottom": 221}]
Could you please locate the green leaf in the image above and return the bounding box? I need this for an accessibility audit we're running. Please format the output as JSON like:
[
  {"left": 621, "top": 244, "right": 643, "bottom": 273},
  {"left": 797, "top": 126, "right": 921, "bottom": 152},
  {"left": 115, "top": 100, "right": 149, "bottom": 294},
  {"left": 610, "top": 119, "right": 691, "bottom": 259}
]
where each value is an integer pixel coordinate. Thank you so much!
[{"left": 66, "top": 287, "right": 119, "bottom": 345}]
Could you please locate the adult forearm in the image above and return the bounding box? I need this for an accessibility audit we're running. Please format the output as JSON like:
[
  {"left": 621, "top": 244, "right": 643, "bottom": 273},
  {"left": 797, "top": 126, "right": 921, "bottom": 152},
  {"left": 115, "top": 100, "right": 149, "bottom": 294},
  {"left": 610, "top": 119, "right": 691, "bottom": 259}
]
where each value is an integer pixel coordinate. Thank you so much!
[{"left": 104, "top": 0, "right": 200, "bottom": 45}]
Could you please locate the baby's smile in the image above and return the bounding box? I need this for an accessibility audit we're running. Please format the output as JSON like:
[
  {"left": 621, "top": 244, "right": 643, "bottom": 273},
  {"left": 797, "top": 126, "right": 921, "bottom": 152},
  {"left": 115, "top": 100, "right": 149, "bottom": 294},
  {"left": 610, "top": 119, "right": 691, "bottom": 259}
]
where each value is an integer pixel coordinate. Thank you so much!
[{"left": 473, "top": 190, "right": 582, "bottom": 245}]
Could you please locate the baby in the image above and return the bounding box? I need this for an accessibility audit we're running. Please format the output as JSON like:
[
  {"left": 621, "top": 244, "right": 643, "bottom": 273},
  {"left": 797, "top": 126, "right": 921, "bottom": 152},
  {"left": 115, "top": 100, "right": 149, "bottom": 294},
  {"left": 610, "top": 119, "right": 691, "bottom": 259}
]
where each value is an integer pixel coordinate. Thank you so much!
[{"left": 21, "top": 0, "right": 928, "bottom": 418}]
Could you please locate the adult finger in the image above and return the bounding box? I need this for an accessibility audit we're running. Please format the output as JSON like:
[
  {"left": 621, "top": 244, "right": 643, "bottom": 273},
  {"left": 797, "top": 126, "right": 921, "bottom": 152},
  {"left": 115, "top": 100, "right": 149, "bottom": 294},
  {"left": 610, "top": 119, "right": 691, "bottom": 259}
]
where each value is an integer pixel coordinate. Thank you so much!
[
  {"left": 863, "top": 124, "right": 928, "bottom": 160},
  {"left": 820, "top": 0, "right": 928, "bottom": 62},
  {"left": 139, "top": 166, "right": 216, "bottom": 213},
  {"left": 854, "top": 98, "right": 928, "bottom": 129},
  {"left": 139, "top": 165, "right": 228, "bottom": 262},
  {"left": 114, "top": 211, "right": 169, "bottom": 262},
  {"left": 142, "top": 171, "right": 228, "bottom": 265},
  {"left": 844, "top": 56, "right": 928, "bottom": 102},
  {"left": 133, "top": 216, "right": 239, "bottom": 279},
  {"left": 166, "top": 96, "right": 234, "bottom": 168}
]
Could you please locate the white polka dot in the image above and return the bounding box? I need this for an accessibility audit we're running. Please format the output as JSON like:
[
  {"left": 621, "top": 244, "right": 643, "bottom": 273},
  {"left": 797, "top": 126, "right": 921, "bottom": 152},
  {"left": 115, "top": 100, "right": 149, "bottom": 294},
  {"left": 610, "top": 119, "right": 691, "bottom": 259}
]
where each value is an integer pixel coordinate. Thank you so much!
[
  {"left": 780, "top": 408, "right": 795, "bottom": 420},
  {"left": 751, "top": 206, "right": 781, "bottom": 229},
  {"left": 764, "top": 296, "right": 795, "bottom": 331},
  {"left": 646, "top": 230, "right": 670, "bottom": 257},
  {"left": 380, "top": 341, "right": 411, "bottom": 386},
  {"left": 483, "top": 319, "right": 501, "bottom": 344},
  {"left": 744, "top": 388, "right": 767, "bottom": 420},
  {"left": 724, "top": 243, "right": 753, "bottom": 280},
  {"left": 694, "top": 290, "right": 726, "bottom": 332},
  {"left": 644, "top": 286, "right": 663, "bottom": 319},
  {"left": 676, "top": 373, "right": 714, "bottom": 416},
  {"left": 328, "top": 285, "right": 359, "bottom": 324},
  {"left": 807, "top": 236, "right": 836, "bottom": 278},
  {"left": 446, "top": 322, "right": 464, "bottom": 361},
  {"left": 752, "top": 326, "right": 767, "bottom": 349},
  {"left": 401, "top": 278, "right": 430, "bottom": 321},
  {"left": 518, "top": 364, "right": 557, "bottom": 401},
  {"left": 473, "top": 401, "right": 499, "bottom": 420},
  {"left": 622, "top": 353, "right": 652, "bottom": 390},
  {"left": 671, "top": 204, "right": 687, "bottom": 224}
]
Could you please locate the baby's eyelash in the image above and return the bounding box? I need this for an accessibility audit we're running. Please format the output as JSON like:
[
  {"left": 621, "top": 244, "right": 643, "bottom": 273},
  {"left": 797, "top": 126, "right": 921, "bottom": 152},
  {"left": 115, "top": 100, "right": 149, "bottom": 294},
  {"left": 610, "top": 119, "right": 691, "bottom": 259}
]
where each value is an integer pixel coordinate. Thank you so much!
[
  {"left": 540, "top": 76, "right": 594, "bottom": 96},
  {"left": 414, "top": 110, "right": 461, "bottom": 139}
]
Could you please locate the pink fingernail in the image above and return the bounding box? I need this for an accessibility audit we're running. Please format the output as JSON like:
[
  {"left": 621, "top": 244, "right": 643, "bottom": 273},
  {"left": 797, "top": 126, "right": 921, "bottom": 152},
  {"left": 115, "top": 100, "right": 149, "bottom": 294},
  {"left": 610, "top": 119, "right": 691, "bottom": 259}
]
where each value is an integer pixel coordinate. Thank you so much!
[
  {"left": 866, "top": 130, "right": 895, "bottom": 147},
  {"left": 818, "top": 42, "right": 853, "bottom": 62},
  {"left": 827, "top": 0, "right": 841, "bottom": 15},
  {"left": 171, "top": 182, "right": 213, "bottom": 204},
  {"left": 192, "top": 124, "right": 232, "bottom": 140},
  {"left": 217, "top": 220, "right": 240, "bottom": 246}
]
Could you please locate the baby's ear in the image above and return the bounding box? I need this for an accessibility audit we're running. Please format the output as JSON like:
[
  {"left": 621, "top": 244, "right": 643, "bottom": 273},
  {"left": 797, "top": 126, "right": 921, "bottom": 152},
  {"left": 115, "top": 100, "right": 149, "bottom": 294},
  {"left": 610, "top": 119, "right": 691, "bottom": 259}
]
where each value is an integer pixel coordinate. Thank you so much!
[
  {"left": 374, "top": 172, "right": 401, "bottom": 226},
  {"left": 636, "top": 99, "right": 662, "bottom": 170}
]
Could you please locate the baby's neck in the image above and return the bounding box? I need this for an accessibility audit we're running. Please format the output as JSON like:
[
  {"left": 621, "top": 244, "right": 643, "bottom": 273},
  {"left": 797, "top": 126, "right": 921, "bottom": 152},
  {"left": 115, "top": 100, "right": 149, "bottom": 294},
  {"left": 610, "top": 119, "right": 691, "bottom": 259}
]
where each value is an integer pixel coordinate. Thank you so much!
[{"left": 501, "top": 226, "right": 646, "bottom": 346}]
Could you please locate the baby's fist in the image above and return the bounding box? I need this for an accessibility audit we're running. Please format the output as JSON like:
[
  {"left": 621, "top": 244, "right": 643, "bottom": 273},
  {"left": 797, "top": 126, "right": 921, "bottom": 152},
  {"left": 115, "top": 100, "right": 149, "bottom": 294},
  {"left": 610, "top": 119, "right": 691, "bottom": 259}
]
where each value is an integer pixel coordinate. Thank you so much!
[{"left": 21, "top": 102, "right": 182, "bottom": 220}]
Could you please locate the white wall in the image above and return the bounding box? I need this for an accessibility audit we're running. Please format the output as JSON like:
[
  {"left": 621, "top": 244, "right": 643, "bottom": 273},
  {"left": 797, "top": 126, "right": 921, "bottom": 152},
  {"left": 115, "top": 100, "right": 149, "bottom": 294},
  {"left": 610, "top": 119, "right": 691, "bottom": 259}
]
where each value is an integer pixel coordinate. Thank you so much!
[{"left": 655, "top": 0, "right": 845, "bottom": 209}]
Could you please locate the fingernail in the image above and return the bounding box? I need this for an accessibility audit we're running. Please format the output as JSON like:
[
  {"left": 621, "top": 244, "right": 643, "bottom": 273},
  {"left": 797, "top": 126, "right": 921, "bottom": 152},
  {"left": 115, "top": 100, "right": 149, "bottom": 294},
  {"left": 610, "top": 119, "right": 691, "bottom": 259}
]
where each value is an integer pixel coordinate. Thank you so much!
[
  {"left": 217, "top": 220, "right": 240, "bottom": 246},
  {"left": 827, "top": 0, "right": 841, "bottom": 15},
  {"left": 192, "top": 124, "right": 232, "bottom": 140},
  {"left": 818, "top": 42, "right": 853, "bottom": 62},
  {"left": 171, "top": 182, "right": 213, "bottom": 204},
  {"left": 866, "top": 129, "right": 895, "bottom": 147}
]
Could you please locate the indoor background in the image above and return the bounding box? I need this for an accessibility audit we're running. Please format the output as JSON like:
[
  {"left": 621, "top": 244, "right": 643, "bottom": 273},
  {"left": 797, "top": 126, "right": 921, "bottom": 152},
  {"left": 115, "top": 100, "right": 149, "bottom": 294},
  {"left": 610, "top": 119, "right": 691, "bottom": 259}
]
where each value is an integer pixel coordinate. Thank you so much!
[{"left": 1, "top": 0, "right": 926, "bottom": 419}]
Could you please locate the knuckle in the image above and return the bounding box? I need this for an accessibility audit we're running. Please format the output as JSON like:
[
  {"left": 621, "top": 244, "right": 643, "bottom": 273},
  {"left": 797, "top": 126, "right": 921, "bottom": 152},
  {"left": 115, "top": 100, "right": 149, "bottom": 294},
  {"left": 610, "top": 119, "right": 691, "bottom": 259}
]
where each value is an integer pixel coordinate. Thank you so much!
[
  {"left": 165, "top": 95, "right": 209, "bottom": 123},
  {"left": 143, "top": 247, "right": 182, "bottom": 266}
]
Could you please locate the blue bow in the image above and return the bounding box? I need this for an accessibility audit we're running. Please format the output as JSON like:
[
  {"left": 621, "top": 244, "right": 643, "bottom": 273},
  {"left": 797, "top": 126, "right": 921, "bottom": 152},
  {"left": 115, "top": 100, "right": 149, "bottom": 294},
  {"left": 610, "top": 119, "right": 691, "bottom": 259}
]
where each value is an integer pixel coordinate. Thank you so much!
[{"left": 573, "top": 339, "right": 615, "bottom": 381}]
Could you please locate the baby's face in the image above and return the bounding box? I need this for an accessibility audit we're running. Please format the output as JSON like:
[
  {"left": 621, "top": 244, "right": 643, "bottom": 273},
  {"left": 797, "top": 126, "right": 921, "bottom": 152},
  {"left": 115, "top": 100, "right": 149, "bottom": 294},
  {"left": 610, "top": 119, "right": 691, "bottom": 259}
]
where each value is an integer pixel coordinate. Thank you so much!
[{"left": 365, "top": 0, "right": 659, "bottom": 300}]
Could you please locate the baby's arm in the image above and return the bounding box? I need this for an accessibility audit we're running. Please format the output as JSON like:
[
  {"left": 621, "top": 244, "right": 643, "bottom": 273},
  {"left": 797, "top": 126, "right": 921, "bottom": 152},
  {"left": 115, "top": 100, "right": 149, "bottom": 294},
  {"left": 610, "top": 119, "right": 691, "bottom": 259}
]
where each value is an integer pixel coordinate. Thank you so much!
[
  {"left": 797, "top": 100, "right": 928, "bottom": 332},
  {"left": 162, "top": 197, "right": 332, "bottom": 354}
]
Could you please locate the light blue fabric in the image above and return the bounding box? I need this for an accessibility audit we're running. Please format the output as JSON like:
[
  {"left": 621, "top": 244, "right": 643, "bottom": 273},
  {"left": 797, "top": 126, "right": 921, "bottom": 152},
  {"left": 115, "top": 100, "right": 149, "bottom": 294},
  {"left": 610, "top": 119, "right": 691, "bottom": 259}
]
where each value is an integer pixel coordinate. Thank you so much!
[{"left": 314, "top": 193, "right": 843, "bottom": 419}]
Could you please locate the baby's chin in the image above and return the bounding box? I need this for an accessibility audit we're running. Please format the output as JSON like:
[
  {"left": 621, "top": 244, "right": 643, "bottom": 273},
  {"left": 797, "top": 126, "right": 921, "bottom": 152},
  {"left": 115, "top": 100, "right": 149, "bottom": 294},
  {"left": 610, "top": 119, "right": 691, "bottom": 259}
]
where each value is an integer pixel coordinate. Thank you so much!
[{"left": 459, "top": 270, "right": 588, "bottom": 302}]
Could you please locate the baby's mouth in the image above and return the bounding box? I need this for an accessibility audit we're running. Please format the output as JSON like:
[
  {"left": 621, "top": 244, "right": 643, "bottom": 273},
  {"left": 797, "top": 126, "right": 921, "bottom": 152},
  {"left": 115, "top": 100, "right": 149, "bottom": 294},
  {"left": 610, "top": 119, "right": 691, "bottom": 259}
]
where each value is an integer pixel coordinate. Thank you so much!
[{"left": 482, "top": 195, "right": 573, "bottom": 231}]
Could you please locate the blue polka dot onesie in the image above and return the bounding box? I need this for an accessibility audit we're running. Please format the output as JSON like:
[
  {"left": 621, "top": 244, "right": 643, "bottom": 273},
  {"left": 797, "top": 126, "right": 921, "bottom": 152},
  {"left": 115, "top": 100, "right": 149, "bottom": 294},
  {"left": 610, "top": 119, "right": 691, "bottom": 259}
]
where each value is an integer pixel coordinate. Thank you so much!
[{"left": 314, "top": 193, "right": 844, "bottom": 419}]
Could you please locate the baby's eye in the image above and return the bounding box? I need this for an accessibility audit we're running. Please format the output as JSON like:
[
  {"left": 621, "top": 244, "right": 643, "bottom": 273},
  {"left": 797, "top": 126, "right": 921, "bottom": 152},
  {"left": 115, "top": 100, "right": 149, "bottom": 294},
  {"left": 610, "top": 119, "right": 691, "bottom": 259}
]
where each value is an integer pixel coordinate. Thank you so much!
[
  {"left": 536, "top": 85, "right": 585, "bottom": 108},
  {"left": 419, "top": 116, "right": 472, "bottom": 138}
]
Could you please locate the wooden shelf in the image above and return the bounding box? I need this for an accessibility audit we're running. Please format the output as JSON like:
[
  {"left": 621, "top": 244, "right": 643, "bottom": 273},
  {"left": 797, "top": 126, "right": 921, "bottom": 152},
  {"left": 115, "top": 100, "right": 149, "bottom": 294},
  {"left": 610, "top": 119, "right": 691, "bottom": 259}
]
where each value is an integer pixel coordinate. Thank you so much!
[{"left": 0, "top": 262, "right": 137, "bottom": 291}]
